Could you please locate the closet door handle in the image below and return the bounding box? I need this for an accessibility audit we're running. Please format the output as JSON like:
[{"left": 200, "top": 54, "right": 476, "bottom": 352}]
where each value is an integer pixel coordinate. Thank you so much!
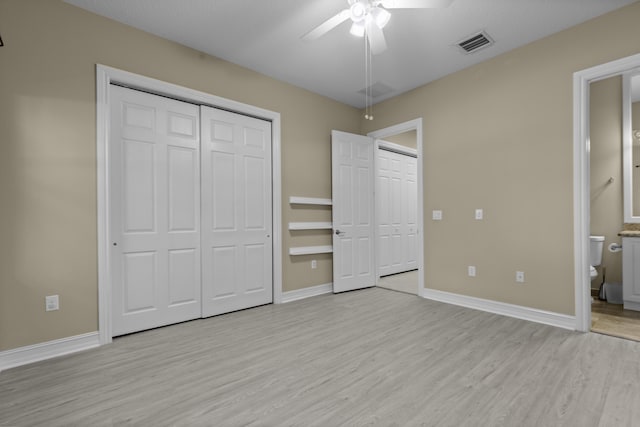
[{"left": 335, "top": 229, "right": 345, "bottom": 236}]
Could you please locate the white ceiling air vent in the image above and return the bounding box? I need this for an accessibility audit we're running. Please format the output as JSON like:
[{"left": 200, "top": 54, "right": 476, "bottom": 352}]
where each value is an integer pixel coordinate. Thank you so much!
[{"left": 457, "top": 31, "right": 493, "bottom": 54}]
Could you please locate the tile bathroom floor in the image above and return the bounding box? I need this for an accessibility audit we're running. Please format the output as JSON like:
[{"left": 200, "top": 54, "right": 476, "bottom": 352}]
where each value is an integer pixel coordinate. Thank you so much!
[{"left": 591, "top": 297, "right": 640, "bottom": 342}]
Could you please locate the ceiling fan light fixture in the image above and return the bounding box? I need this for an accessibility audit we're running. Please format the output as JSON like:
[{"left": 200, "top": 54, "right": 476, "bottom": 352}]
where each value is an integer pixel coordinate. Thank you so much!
[
  {"left": 350, "top": 21, "right": 366, "bottom": 37},
  {"left": 371, "top": 7, "right": 391, "bottom": 29},
  {"left": 350, "top": 1, "right": 368, "bottom": 22}
]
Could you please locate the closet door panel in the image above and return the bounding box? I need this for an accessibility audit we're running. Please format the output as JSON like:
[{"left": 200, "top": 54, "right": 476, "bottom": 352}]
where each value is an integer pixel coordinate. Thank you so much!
[
  {"left": 110, "top": 85, "right": 201, "bottom": 336},
  {"left": 405, "top": 156, "right": 418, "bottom": 270},
  {"left": 201, "top": 106, "right": 273, "bottom": 317},
  {"left": 377, "top": 150, "right": 394, "bottom": 276}
]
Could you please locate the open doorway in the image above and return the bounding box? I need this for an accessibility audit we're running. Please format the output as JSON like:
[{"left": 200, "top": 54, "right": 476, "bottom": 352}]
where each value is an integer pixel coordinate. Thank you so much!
[
  {"left": 574, "top": 52, "right": 640, "bottom": 334},
  {"left": 368, "top": 119, "right": 424, "bottom": 297},
  {"left": 375, "top": 131, "right": 419, "bottom": 295},
  {"left": 588, "top": 72, "right": 640, "bottom": 342}
]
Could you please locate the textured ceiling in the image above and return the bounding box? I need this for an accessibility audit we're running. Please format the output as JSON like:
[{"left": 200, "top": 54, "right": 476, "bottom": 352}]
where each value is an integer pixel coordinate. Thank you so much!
[{"left": 65, "top": 0, "right": 637, "bottom": 108}]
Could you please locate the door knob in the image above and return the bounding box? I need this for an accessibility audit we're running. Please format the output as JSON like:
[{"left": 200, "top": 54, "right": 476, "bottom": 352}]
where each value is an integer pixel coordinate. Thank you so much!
[{"left": 335, "top": 229, "right": 345, "bottom": 236}]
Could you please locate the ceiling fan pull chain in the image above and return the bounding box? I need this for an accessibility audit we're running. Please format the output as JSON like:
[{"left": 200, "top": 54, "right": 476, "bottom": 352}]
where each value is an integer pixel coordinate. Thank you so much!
[
  {"left": 364, "top": 35, "right": 371, "bottom": 120},
  {"left": 367, "top": 36, "right": 371, "bottom": 120}
]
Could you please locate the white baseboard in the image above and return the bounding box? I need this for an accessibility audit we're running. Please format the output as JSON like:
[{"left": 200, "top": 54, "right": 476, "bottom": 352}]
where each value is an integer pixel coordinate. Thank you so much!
[
  {"left": 0, "top": 332, "right": 101, "bottom": 372},
  {"left": 421, "top": 288, "right": 576, "bottom": 331},
  {"left": 281, "top": 282, "right": 333, "bottom": 303}
]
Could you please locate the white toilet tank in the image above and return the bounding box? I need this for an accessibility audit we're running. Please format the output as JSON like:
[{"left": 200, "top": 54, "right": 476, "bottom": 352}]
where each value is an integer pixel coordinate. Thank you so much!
[{"left": 590, "top": 235, "right": 605, "bottom": 267}]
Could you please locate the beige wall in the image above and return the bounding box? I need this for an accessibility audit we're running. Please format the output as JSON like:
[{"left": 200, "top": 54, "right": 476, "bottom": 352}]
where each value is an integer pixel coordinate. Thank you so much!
[
  {"left": 590, "top": 77, "right": 623, "bottom": 287},
  {"left": 0, "top": 0, "right": 360, "bottom": 351},
  {"left": 361, "top": 2, "right": 640, "bottom": 315}
]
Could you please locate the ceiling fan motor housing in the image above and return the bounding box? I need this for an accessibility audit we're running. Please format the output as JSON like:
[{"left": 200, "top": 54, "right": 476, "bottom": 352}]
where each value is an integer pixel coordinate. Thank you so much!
[{"left": 350, "top": 2, "right": 368, "bottom": 22}]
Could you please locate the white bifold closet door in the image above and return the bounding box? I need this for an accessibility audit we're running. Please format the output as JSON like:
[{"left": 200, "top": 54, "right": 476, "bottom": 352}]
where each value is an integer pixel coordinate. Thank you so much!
[
  {"left": 377, "top": 148, "right": 418, "bottom": 277},
  {"left": 200, "top": 106, "right": 273, "bottom": 317},
  {"left": 110, "top": 85, "right": 202, "bottom": 336},
  {"left": 110, "top": 86, "right": 273, "bottom": 336}
]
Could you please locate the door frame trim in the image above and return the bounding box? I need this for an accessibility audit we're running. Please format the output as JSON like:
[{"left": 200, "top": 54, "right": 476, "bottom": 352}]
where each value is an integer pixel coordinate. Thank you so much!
[
  {"left": 368, "top": 119, "right": 424, "bottom": 296},
  {"left": 96, "top": 64, "right": 282, "bottom": 344},
  {"left": 573, "top": 52, "right": 640, "bottom": 332}
]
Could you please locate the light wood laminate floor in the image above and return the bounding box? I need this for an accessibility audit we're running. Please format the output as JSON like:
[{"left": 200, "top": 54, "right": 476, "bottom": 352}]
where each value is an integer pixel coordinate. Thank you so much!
[{"left": 2, "top": 288, "right": 640, "bottom": 426}]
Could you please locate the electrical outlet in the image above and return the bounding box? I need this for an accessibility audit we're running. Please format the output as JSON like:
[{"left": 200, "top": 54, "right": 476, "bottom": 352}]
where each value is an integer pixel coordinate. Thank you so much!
[
  {"left": 516, "top": 271, "right": 525, "bottom": 283},
  {"left": 45, "top": 295, "right": 59, "bottom": 311},
  {"left": 475, "top": 209, "right": 483, "bottom": 220},
  {"left": 311, "top": 260, "right": 317, "bottom": 269},
  {"left": 432, "top": 210, "right": 443, "bottom": 221},
  {"left": 468, "top": 266, "right": 476, "bottom": 277}
]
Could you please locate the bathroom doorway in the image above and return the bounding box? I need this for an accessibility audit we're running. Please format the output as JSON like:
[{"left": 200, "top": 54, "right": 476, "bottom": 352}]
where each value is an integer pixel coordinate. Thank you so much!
[
  {"left": 576, "top": 52, "right": 640, "bottom": 341},
  {"left": 589, "top": 75, "right": 640, "bottom": 341}
]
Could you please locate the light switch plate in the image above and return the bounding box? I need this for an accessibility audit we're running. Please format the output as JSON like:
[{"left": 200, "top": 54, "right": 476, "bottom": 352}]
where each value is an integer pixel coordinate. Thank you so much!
[
  {"left": 475, "top": 209, "right": 483, "bottom": 220},
  {"left": 432, "top": 210, "right": 443, "bottom": 221}
]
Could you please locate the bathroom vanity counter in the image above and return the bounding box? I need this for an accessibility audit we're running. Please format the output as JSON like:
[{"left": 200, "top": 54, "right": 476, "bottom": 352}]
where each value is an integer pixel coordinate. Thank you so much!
[
  {"left": 619, "top": 224, "right": 640, "bottom": 237},
  {"left": 618, "top": 230, "right": 640, "bottom": 237}
]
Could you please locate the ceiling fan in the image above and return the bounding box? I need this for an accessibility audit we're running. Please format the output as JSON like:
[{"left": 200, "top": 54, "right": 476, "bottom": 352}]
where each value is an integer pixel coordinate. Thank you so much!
[{"left": 302, "top": 0, "right": 453, "bottom": 55}]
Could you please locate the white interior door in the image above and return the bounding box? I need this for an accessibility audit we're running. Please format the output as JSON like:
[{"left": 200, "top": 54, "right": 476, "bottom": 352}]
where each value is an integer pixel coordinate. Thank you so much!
[
  {"left": 110, "top": 85, "right": 201, "bottom": 336},
  {"left": 378, "top": 148, "right": 418, "bottom": 276},
  {"left": 332, "top": 130, "right": 375, "bottom": 293},
  {"left": 200, "top": 106, "right": 273, "bottom": 317}
]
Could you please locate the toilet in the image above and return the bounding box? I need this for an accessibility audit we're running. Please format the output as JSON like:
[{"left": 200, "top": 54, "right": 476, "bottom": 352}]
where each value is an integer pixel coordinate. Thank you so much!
[{"left": 590, "top": 235, "right": 605, "bottom": 279}]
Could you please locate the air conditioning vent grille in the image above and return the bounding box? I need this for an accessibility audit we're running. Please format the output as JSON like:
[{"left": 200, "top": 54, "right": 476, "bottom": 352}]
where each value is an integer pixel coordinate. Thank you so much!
[{"left": 457, "top": 31, "right": 493, "bottom": 54}]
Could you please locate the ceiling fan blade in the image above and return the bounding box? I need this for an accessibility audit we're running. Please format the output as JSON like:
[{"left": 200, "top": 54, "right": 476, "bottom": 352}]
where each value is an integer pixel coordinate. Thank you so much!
[
  {"left": 380, "top": 0, "right": 453, "bottom": 9},
  {"left": 366, "top": 21, "right": 387, "bottom": 55},
  {"left": 302, "top": 9, "right": 351, "bottom": 41}
]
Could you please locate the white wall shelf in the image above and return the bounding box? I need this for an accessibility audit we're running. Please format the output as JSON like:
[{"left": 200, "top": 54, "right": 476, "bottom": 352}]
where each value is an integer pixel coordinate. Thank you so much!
[
  {"left": 289, "top": 196, "right": 332, "bottom": 206},
  {"left": 288, "top": 222, "right": 333, "bottom": 230},
  {"left": 289, "top": 245, "right": 333, "bottom": 256}
]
